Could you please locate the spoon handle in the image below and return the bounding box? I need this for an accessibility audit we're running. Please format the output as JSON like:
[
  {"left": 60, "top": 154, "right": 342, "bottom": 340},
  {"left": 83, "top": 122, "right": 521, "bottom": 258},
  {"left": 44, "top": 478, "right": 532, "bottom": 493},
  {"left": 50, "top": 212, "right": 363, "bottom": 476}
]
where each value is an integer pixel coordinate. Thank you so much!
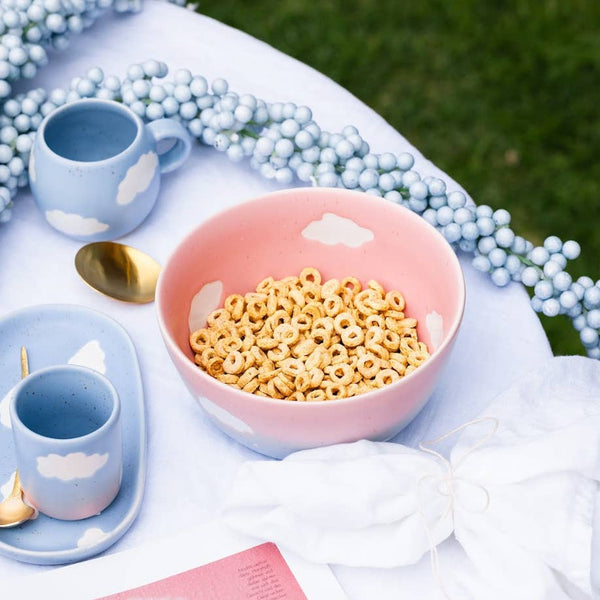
[
  {"left": 8, "top": 472, "right": 24, "bottom": 500},
  {"left": 20, "top": 345, "right": 29, "bottom": 379}
]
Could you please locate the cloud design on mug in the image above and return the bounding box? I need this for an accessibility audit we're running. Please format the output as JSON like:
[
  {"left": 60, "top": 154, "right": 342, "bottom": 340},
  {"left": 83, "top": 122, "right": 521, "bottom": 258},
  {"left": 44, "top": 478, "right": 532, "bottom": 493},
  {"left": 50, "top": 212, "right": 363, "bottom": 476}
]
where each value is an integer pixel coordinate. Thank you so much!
[
  {"left": 68, "top": 340, "right": 106, "bottom": 374},
  {"left": 301, "top": 213, "right": 374, "bottom": 248},
  {"left": 77, "top": 527, "right": 109, "bottom": 548},
  {"left": 45, "top": 210, "right": 110, "bottom": 236},
  {"left": 29, "top": 149, "right": 36, "bottom": 183},
  {"left": 0, "top": 385, "right": 16, "bottom": 429},
  {"left": 116, "top": 151, "right": 158, "bottom": 205},
  {"left": 37, "top": 452, "right": 109, "bottom": 481}
]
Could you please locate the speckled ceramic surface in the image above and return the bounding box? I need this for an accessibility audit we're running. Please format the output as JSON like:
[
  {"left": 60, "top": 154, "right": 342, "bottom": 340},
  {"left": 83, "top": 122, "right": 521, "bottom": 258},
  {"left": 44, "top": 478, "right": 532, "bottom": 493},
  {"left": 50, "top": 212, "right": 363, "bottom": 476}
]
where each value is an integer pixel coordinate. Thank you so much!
[{"left": 0, "top": 304, "right": 145, "bottom": 565}]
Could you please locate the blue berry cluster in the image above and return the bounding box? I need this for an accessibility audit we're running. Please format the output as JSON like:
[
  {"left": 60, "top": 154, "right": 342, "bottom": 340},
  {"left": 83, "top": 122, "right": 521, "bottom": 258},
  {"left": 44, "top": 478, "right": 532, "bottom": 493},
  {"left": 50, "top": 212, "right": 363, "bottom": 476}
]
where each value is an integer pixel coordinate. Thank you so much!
[{"left": 0, "top": 57, "right": 598, "bottom": 359}]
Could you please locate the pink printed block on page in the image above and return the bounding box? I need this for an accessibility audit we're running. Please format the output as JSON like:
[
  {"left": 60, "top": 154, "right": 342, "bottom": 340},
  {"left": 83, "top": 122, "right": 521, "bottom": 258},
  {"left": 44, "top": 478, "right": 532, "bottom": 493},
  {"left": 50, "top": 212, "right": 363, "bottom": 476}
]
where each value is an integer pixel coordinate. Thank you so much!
[{"left": 98, "top": 542, "right": 308, "bottom": 600}]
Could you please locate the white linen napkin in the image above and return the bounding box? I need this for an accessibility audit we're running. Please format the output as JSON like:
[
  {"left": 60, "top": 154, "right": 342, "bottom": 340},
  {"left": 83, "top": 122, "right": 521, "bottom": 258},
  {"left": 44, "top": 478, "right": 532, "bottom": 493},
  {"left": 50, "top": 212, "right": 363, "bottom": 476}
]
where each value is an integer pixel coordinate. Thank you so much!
[{"left": 222, "top": 356, "right": 600, "bottom": 599}]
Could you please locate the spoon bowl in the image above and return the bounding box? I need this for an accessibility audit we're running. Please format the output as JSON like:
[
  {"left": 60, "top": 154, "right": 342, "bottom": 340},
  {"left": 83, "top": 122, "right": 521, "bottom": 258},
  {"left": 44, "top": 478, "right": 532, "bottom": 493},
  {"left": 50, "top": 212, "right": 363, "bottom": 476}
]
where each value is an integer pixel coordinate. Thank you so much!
[
  {"left": 75, "top": 242, "right": 161, "bottom": 303},
  {"left": 0, "top": 471, "right": 35, "bottom": 528}
]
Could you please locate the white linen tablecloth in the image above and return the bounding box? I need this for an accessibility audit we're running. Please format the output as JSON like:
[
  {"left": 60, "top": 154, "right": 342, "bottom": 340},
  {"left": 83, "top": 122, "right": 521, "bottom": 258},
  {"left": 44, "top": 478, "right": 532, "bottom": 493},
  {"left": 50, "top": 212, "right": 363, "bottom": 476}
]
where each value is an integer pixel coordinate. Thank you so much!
[{"left": 0, "top": 2, "right": 557, "bottom": 597}]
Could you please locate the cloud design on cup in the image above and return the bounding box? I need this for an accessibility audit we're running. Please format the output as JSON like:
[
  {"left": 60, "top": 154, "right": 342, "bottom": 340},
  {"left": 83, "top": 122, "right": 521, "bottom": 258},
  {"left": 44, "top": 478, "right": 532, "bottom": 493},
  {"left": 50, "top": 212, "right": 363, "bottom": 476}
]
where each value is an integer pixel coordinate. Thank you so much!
[
  {"left": 37, "top": 452, "right": 109, "bottom": 481},
  {"left": 45, "top": 210, "right": 110, "bottom": 236},
  {"left": 0, "top": 385, "right": 16, "bottom": 429},
  {"left": 116, "top": 151, "right": 158, "bottom": 205},
  {"left": 69, "top": 340, "right": 106, "bottom": 374},
  {"left": 189, "top": 280, "right": 223, "bottom": 333},
  {"left": 29, "top": 149, "right": 36, "bottom": 183},
  {"left": 77, "top": 527, "right": 109, "bottom": 548},
  {"left": 301, "top": 213, "right": 374, "bottom": 248}
]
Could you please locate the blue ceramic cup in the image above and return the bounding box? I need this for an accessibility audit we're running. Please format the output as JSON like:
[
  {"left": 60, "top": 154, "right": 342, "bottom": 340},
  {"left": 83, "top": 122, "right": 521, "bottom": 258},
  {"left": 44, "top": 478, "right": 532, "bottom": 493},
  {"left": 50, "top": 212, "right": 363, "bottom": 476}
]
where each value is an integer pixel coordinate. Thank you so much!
[
  {"left": 29, "top": 98, "right": 191, "bottom": 241},
  {"left": 10, "top": 365, "right": 122, "bottom": 521}
]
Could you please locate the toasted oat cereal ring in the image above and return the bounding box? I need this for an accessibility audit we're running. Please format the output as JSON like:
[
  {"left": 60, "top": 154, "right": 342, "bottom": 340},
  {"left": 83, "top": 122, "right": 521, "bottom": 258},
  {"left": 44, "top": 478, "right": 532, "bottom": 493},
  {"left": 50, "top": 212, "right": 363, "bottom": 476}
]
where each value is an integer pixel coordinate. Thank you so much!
[
  {"left": 292, "top": 338, "right": 317, "bottom": 358},
  {"left": 400, "top": 338, "right": 421, "bottom": 354},
  {"left": 329, "top": 343, "right": 349, "bottom": 363},
  {"left": 333, "top": 311, "right": 355, "bottom": 334},
  {"left": 367, "top": 342, "right": 389, "bottom": 361},
  {"left": 375, "top": 369, "right": 400, "bottom": 387},
  {"left": 418, "top": 342, "right": 429, "bottom": 354},
  {"left": 242, "top": 378, "right": 260, "bottom": 394},
  {"left": 302, "top": 302, "right": 324, "bottom": 320},
  {"left": 206, "top": 308, "right": 231, "bottom": 327},
  {"left": 206, "top": 357, "right": 225, "bottom": 377},
  {"left": 308, "top": 367, "right": 324, "bottom": 388},
  {"left": 294, "top": 371, "right": 311, "bottom": 393},
  {"left": 273, "top": 373, "right": 294, "bottom": 397},
  {"left": 224, "top": 294, "right": 245, "bottom": 321},
  {"left": 405, "top": 365, "right": 417, "bottom": 375},
  {"left": 249, "top": 345, "right": 268, "bottom": 365},
  {"left": 274, "top": 323, "right": 300, "bottom": 345},
  {"left": 282, "top": 275, "right": 301, "bottom": 288},
  {"left": 258, "top": 366, "right": 280, "bottom": 383},
  {"left": 268, "top": 343, "right": 291, "bottom": 362},
  {"left": 346, "top": 383, "right": 360, "bottom": 397},
  {"left": 325, "top": 382, "right": 347, "bottom": 400},
  {"left": 237, "top": 326, "right": 256, "bottom": 351},
  {"left": 214, "top": 338, "right": 241, "bottom": 358},
  {"left": 357, "top": 354, "right": 380, "bottom": 379},
  {"left": 306, "top": 389, "right": 326, "bottom": 402},
  {"left": 277, "top": 296, "right": 294, "bottom": 315},
  {"left": 407, "top": 353, "right": 428, "bottom": 367},
  {"left": 323, "top": 294, "right": 344, "bottom": 317},
  {"left": 352, "top": 309, "right": 369, "bottom": 327},
  {"left": 238, "top": 367, "right": 259, "bottom": 388},
  {"left": 399, "top": 328, "right": 418, "bottom": 340},
  {"left": 301, "top": 283, "right": 322, "bottom": 303},
  {"left": 341, "top": 325, "right": 364, "bottom": 348},
  {"left": 384, "top": 309, "right": 405, "bottom": 320},
  {"left": 291, "top": 313, "right": 312, "bottom": 331},
  {"left": 190, "top": 328, "right": 211, "bottom": 352},
  {"left": 256, "top": 336, "right": 279, "bottom": 350},
  {"left": 267, "top": 291, "right": 278, "bottom": 316},
  {"left": 223, "top": 350, "right": 245, "bottom": 374},
  {"left": 305, "top": 348, "right": 324, "bottom": 371},
  {"left": 368, "top": 279, "right": 385, "bottom": 295},
  {"left": 247, "top": 300, "right": 267, "bottom": 321},
  {"left": 325, "top": 363, "right": 354, "bottom": 386},
  {"left": 289, "top": 391, "right": 306, "bottom": 402},
  {"left": 383, "top": 330, "right": 401, "bottom": 351},
  {"left": 341, "top": 276, "right": 361, "bottom": 295},
  {"left": 365, "top": 314, "right": 385, "bottom": 329},
  {"left": 311, "top": 327, "right": 331, "bottom": 347},
  {"left": 289, "top": 288, "right": 306, "bottom": 307},
  {"left": 312, "top": 317, "right": 334, "bottom": 333},
  {"left": 385, "top": 290, "right": 406, "bottom": 311},
  {"left": 300, "top": 267, "right": 322, "bottom": 286},
  {"left": 398, "top": 318, "right": 418, "bottom": 329},
  {"left": 365, "top": 295, "right": 388, "bottom": 312},
  {"left": 280, "top": 357, "right": 305, "bottom": 377},
  {"left": 365, "top": 326, "right": 384, "bottom": 345},
  {"left": 217, "top": 373, "right": 239, "bottom": 385},
  {"left": 267, "top": 309, "right": 291, "bottom": 328},
  {"left": 390, "top": 360, "right": 407, "bottom": 376},
  {"left": 239, "top": 313, "right": 264, "bottom": 333},
  {"left": 256, "top": 276, "right": 275, "bottom": 293},
  {"left": 390, "top": 352, "right": 408, "bottom": 365},
  {"left": 200, "top": 347, "right": 218, "bottom": 366},
  {"left": 266, "top": 379, "right": 284, "bottom": 399},
  {"left": 321, "top": 278, "right": 341, "bottom": 297}
]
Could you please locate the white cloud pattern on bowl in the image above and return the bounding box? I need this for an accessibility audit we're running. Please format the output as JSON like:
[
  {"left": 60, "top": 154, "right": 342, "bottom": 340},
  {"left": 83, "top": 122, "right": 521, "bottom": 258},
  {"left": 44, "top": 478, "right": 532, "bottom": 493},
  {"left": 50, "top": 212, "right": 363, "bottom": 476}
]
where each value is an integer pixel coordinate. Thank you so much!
[
  {"left": 116, "top": 151, "right": 158, "bottom": 205},
  {"left": 0, "top": 385, "right": 16, "bottom": 429},
  {"left": 45, "top": 210, "right": 110, "bottom": 236},
  {"left": 37, "top": 452, "right": 109, "bottom": 481},
  {"left": 77, "top": 527, "right": 109, "bottom": 548},
  {"left": 68, "top": 340, "right": 106, "bottom": 374},
  {"left": 425, "top": 311, "right": 444, "bottom": 352},
  {"left": 301, "top": 213, "right": 374, "bottom": 248},
  {"left": 188, "top": 280, "right": 223, "bottom": 333},
  {"left": 196, "top": 396, "right": 253, "bottom": 435}
]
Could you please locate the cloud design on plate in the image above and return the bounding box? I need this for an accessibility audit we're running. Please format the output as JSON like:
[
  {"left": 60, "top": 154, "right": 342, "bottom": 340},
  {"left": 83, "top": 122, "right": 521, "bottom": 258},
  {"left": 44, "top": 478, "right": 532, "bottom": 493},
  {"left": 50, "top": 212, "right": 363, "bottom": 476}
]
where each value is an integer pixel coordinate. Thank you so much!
[
  {"left": 189, "top": 280, "right": 223, "bottom": 333},
  {"left": 69, "top": 340, "right": 106, "bottom": 374},
  {"left": 425, "top": 310, "right": 444, "bottom": 352},
  {"left": 0, "top": 385, "right": 16, "bottom": 429},
  {"left": 116, "top": 151, "right": 158, "bottom": 205},
  {"left": 197, "top": 396, "right": 253, "bottom": 435},
  {"left": 301, "top": 213, "right": 374, "bottom": 248},
  {"left": 77, "top": 527, "right": 109, "bottom": 548},
  {"left": 37, "top": 452, "right": 109, "bottom": 481},
  {"left": 29, "top": 149, "right": 36, "bottom": 183},
  {"left": 45, "top": 210, "right": 110, "bottom": 236}
]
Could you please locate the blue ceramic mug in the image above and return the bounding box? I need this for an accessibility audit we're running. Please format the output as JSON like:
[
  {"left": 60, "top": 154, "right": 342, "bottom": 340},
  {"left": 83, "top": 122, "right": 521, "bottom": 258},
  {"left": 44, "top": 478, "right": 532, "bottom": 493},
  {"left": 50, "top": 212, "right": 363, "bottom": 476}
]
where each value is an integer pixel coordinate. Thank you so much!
[
  {"left": 29, "top": 98, "right": 191, "bottom": 241},
  {"left": 10, "top": 365, "right": 122, "bottom": 520}
]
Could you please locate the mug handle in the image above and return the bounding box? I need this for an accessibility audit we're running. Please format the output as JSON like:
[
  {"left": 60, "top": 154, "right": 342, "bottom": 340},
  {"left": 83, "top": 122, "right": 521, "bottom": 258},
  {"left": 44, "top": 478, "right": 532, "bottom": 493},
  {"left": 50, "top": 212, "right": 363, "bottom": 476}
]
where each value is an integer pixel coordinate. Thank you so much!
[{"left": 146, "top": 118, "right": 192, "bottom": 174}]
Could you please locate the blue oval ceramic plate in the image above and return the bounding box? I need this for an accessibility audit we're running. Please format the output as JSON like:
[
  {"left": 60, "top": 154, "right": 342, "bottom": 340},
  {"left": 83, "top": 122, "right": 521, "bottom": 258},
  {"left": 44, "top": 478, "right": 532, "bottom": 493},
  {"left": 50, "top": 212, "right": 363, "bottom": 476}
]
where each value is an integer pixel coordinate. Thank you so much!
[{"left": 0, "top": 304, "right": 145, "bottom": 565}]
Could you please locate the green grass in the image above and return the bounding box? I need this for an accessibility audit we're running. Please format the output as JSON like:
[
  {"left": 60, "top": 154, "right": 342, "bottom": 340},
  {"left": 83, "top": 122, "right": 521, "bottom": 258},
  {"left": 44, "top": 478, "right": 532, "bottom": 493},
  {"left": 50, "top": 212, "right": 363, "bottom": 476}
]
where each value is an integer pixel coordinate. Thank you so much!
[{"left": 197, "top": 0, "right": 600, "bottom": 356}]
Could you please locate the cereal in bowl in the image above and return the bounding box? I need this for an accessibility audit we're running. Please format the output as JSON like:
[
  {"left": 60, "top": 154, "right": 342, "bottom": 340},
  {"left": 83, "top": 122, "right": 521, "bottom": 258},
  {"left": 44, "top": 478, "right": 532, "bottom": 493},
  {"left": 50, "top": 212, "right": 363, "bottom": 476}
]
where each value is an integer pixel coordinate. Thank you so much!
[{"left": 189, "top": 268, "right": 430, "bottom": 401}]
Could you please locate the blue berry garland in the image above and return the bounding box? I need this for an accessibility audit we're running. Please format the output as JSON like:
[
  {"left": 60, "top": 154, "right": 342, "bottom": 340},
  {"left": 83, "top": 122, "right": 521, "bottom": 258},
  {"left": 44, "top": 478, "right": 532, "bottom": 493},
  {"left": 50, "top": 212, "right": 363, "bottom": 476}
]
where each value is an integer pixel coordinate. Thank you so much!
[{"left": 0, "top": 7, "right": 598, "bottom": 360}]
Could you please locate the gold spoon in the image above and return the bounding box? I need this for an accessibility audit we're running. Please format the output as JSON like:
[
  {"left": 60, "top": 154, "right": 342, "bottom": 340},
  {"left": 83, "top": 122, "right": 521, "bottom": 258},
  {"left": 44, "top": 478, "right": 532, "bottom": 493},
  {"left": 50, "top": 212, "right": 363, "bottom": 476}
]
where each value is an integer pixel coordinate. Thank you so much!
[
  {"left": 0, "top": 347, "right": 35, "bottom": 528},
  {"left": 75, "top": 241, "right": 161, "bottom": 304}
]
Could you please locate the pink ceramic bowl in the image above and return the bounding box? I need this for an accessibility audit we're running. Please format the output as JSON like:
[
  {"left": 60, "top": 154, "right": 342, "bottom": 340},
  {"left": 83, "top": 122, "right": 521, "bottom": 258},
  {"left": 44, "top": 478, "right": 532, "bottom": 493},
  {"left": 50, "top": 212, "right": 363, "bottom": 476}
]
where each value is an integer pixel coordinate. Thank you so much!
[{"left": 156, "top": 187, "right": 465, "bottom": 458}]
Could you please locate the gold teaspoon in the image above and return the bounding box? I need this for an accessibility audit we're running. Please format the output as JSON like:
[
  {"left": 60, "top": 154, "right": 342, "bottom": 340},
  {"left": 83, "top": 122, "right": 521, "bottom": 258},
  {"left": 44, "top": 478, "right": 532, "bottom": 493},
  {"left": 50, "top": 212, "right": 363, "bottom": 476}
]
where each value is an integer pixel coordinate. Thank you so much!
[
  {"left": 75, "top": 241, "right": 162, "bottom": 304},
  {"left": 0, "top": 347, "right": 35, "bottom": 528}
]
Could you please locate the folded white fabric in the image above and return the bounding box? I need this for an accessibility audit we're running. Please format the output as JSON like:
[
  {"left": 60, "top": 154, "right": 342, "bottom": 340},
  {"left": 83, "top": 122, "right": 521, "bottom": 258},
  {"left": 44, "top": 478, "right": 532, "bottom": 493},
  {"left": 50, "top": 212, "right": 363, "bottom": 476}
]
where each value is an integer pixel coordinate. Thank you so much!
[{"left": 222, "top": 356, "right": 600, "bottom": 599}]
